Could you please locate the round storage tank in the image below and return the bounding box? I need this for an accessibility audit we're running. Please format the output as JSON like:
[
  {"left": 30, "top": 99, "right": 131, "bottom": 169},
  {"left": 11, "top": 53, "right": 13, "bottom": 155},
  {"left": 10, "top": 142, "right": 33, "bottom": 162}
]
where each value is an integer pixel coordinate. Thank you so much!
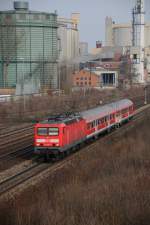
[
  {"left": 113, "top": 26, "right": 132, "bottom": 47},
  {"left": 14, "top": 1, "right": 29, "bottom": 10},
  {"left": 0, "top": 2, "right": 58, "bottom": 93}
]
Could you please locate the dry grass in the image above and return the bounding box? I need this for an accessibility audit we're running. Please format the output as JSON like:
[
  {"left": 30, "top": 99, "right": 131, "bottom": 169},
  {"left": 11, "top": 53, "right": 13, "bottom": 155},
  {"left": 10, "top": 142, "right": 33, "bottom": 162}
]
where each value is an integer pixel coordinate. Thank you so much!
[{"left": 0, "top": 112, "right": 150, "bottom": 225}]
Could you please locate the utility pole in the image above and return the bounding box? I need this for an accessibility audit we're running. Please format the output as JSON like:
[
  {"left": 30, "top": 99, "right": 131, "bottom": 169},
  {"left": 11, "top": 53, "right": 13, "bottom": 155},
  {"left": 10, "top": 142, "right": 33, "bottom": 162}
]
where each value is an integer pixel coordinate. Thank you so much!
[
  {"left": 144, "top": 85, "right": 147, "bottom": 104},
  {"left": 20, "top": 57, "right": 25, "bottom": 112}
]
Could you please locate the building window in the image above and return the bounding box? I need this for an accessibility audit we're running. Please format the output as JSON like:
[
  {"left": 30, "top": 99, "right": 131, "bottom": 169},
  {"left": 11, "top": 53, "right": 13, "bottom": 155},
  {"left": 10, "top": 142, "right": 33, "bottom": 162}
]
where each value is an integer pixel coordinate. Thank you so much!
[
  {"left": 89, "top": 77, "right": 91, "bottom": 80},
  {"left": 80, "top": 82, "right": 83, "bottom": 86},
  {"left": 80, "top": 77, "right": 83, "bottom": 80},
  {"left": 76, "top": 82, "right": 79, "bottom": 85},
  {"left": 85, "top": 82, "right": 87, "bottom": 85},
  {"left": 85, "top": 77, "right": 87, "bottom": 80},
  {"left": 19, "top": 14, "right": 26, "bottom": 20},
  {"left": 76, "top": 77, "right": 79, "bottom": 80},
  {"left": 5, "top": 15, "right": 12, "bottom": 20},
  {"left": 89, "top": 82, "right": 91, "bottom": 86},
  {"left": 45, "top": 14, "right": 50, "bottom": 20},
  {"left": 33, "top": 14, "right": 39, "bottom": 20}
]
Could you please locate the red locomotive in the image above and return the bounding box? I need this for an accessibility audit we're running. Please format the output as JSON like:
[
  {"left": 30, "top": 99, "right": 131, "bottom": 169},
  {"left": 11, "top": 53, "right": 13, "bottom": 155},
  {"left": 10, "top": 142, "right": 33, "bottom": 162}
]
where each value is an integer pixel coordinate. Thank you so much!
[{"left": 34, "top": 99, "right": 134, "bottom": 159}]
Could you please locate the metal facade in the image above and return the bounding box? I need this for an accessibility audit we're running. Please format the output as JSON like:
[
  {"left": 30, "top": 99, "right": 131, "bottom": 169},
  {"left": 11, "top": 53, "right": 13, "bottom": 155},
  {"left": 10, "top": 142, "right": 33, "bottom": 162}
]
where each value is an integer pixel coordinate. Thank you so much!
[{"left": 0, "top": 7, "right": 58, "bottom": 93}]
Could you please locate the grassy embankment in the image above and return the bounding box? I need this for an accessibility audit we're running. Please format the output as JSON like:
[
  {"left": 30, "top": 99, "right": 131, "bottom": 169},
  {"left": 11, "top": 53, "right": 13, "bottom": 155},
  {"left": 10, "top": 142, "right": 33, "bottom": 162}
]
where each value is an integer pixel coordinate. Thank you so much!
[{"left": 1, "top": 111, "right": 150, "bottom": 225}]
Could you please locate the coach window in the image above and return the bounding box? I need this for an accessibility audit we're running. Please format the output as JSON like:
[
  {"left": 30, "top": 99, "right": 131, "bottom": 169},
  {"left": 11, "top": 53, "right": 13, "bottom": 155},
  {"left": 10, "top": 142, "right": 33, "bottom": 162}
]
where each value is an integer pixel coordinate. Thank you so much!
[
  {"left": 101, "top": 118, "right": 104, "bottom": 123},
  {"left": 97, "top": 119, "right": 99, "bottom": 125},
  {"left": 37, "top": 128, "right": 47, "bottom": 136},
  {"left": 91, "top": 121, "right": 95, "bottom": 128},
  {"left": 122, "top": 108, "right": 127, "bottom": 114},
  {"left": 116, "top": 111, "right": 120, "bottom": 116},
  {"left": 87, "top": 123, "right": 91, "bottom": 130},
  {"left": 111, "top": 114, "right": 114, "bottom": 119}
]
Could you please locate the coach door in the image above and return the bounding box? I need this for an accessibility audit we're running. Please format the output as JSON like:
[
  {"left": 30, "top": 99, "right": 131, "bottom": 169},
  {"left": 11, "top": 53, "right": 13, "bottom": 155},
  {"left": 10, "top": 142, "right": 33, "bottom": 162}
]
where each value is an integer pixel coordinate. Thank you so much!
[{"left": 116, "top": 111, "right": 121, "bottom": 123}]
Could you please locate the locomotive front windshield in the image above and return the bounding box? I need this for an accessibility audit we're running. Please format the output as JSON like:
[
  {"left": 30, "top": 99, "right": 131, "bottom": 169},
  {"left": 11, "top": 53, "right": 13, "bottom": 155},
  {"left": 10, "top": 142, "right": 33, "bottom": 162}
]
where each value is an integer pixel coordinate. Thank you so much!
[
  {"left": 37, "top": 128, "right": 47, "bottom": 136},
  {"left": 48, "top": 127, "right": 59, "bottom": 136},
  {"left": 37, "top": 127, "right": 59, "bottom": 136}
]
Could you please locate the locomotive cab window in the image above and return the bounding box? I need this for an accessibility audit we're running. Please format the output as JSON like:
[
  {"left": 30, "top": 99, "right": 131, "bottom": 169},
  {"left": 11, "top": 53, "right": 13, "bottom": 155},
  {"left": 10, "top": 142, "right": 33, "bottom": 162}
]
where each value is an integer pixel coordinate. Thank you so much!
[
  {"left": 49, "top": 127, "right": 59, "bottom": 136},
  {"left": 37, "top": 128, "right": 47, "bottom": 136}
]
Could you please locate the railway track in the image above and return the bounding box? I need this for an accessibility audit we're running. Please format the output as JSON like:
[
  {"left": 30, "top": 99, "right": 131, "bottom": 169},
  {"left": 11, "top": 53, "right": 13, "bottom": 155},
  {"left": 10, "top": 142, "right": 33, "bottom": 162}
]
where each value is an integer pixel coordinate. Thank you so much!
[
  {"left": 0, "top": 125, "right": 33, "bottom": 156},
  {"left": 0, "top": 126, "right": 33, "bottom": 140},
  {"left": 0, "top": 123, "right": 33, "bottom": 136},
  {"left": 0, "top": 126, "right": 34, "bottom": 171},
  {"left": 0, "top": 145, "right": 34, "bottom": 173},
  {"left": 0, "top": 146, "right": 33, "bottom": 162},
  {"left": 0, "top": 103, "right": 149, "bottom": 198},
  {"left": 0, "top": 162, "right": 48, "bottom": 195}
]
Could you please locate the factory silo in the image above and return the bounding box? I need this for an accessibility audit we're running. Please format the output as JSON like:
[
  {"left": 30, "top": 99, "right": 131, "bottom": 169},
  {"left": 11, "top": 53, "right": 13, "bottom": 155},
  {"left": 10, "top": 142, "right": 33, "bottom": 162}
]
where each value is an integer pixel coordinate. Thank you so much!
[
  {"left": 0, "top": 1, "right": 58, "bottom": 94},
  {"left": 113, "top": 25, "right": 132, "bottom": 47}
]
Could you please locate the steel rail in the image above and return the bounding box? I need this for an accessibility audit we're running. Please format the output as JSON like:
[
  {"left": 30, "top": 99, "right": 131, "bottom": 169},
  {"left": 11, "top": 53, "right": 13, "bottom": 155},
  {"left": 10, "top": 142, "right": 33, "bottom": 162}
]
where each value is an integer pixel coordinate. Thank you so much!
[
  {"left": 0, "top": 125, "right": 33, "bottom": 137},
  {"left": 0, "top": 162, "right": 48, "bottom": 195},
  {"left": 0, "top": 145, "right": 33, "bottom": 162}
]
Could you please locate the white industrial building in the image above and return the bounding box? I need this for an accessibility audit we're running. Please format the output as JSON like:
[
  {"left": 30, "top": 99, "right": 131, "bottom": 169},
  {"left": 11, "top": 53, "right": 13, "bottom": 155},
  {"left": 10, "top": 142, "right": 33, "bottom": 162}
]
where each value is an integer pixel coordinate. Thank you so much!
[
  {"left": 57, "top": 14, "right": 80, "bottom": 91},
  {"left": 79, "top": 42, "right": 88, "bottom": 56},
  {"left": 105, "top": 17, "right": 150, "bottom": 48},
  {"left": 58, "top": 13, "right": 80, "bottom": 61},
  {"left": 105, "top": 0, "right": 150, "bottom": 84}
]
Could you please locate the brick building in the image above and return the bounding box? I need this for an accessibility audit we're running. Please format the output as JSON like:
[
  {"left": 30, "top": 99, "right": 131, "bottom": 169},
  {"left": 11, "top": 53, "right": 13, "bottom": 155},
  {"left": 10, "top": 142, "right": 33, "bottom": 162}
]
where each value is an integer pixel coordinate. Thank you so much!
[
  {"left": 72, "top": 69, "right": 100, "bottom": 88},
  {"left": 72, "top": 68, "right": 118, "bottom": 89}
]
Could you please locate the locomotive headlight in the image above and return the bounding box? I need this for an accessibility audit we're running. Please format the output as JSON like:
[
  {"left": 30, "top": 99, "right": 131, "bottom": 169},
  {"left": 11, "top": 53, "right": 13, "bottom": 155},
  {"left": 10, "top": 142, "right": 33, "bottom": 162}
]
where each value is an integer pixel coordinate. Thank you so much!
[
  {"left": 50, "top": 139, "right": 59, "bottom": 143},
  {"left": 36, "top": 139, "right": 46, "bottom": 143}
]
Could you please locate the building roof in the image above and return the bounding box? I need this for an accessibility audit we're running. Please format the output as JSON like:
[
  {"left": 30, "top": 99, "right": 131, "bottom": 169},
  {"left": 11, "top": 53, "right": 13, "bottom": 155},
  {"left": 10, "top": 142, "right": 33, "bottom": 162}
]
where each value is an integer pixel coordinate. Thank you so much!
[{"left": 80, "top": 99, "right": 133, "bottom": 122}]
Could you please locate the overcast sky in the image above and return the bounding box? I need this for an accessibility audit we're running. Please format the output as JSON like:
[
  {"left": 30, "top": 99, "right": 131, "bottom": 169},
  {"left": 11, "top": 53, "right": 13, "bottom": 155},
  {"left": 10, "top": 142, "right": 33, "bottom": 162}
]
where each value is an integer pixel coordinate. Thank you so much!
[{"left": 0, "top": 0, "right": 150, "bottom": 49}]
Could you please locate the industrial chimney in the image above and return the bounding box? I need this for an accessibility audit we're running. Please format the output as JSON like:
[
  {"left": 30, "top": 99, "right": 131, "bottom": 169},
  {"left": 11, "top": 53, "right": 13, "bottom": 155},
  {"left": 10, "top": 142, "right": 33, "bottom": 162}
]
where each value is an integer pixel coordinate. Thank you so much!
[{"left": 132, "top": 0, "right": 145, "bottom": 84}]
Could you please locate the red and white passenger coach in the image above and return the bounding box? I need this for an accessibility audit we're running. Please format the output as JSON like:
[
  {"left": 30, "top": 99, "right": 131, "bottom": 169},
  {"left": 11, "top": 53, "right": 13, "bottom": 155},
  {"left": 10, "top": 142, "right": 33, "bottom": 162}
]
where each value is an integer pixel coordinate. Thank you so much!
[{"left": 34, "top": 99, "right": 134, "bottom": 158}]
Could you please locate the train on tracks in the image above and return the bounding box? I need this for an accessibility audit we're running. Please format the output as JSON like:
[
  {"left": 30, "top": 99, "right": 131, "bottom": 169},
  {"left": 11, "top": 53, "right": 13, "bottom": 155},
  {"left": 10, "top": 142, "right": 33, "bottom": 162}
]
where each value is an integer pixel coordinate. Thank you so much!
[{"left": 34, "top": 99, "right": 134, "bottom": 159}]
